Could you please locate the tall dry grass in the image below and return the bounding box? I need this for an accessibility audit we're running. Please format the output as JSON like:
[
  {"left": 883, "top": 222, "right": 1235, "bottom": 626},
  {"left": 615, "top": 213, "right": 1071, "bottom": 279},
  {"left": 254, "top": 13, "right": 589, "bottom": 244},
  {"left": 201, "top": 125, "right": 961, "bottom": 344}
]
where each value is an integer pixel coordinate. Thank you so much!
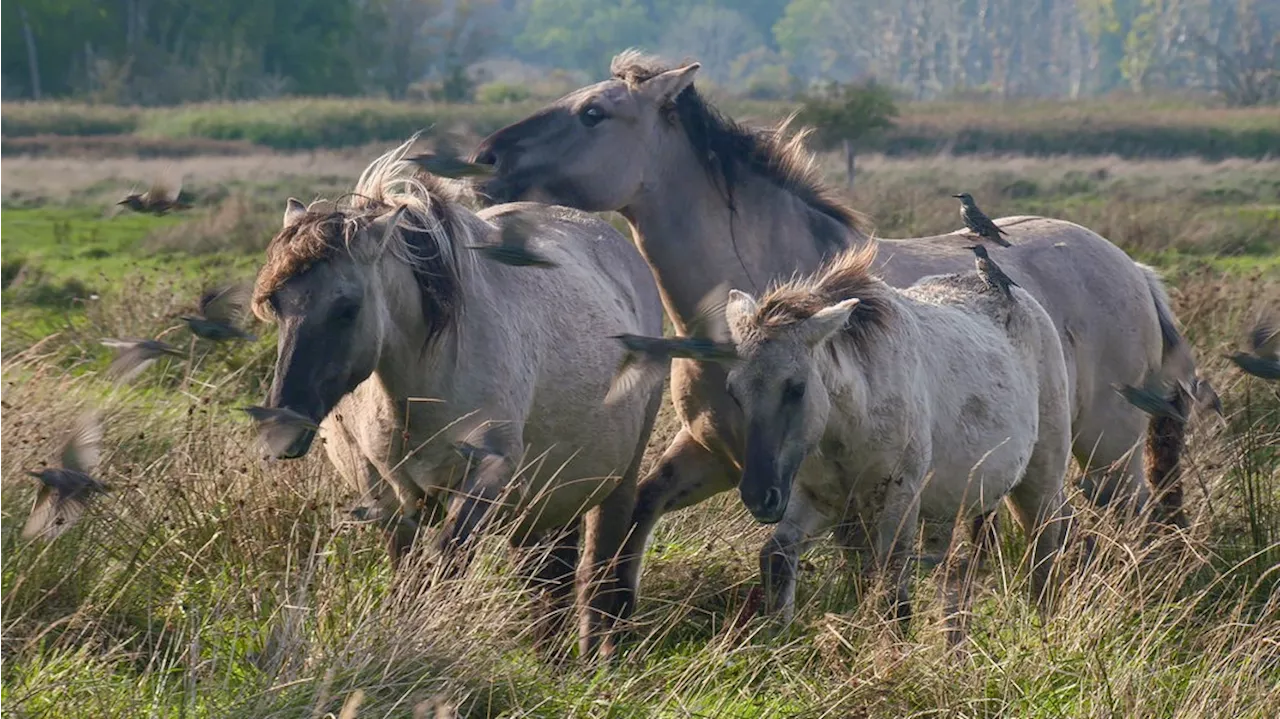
[{"left": 2, "top": 154, "right": 1278, "bottom": 717}]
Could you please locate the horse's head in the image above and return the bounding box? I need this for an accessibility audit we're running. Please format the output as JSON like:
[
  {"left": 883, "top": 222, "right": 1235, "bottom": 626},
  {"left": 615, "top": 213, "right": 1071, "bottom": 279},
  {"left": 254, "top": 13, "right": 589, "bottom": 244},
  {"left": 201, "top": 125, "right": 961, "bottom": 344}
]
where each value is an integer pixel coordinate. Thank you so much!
[
  {"left": 724, "top": 288, "right": 861, "bottom": 524},
  {"left": 473, "top": 52, "right": 699, "bottom": 211},
  {"left": 252, "top": 195, "right": 420, "bottom": 458}
]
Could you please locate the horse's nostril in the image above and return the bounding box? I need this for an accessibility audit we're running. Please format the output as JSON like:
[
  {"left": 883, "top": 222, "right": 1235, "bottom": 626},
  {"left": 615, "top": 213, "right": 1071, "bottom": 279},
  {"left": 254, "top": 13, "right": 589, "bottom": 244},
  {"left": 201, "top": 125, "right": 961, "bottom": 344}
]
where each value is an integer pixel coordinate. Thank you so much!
[{"left": 764, "top": 487, "right": 782, "bottom": 513}]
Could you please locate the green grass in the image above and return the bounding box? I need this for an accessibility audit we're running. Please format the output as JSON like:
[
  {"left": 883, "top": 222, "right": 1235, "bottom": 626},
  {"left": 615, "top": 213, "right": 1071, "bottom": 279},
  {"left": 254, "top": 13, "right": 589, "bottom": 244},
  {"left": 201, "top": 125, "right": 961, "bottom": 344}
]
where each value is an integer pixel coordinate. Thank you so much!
[
  {"left": 4, "top": 96, "right": 1279, "bottom": 158},
  {"left": 2, "top": 151, "right": 1278, "bottom": 718}
]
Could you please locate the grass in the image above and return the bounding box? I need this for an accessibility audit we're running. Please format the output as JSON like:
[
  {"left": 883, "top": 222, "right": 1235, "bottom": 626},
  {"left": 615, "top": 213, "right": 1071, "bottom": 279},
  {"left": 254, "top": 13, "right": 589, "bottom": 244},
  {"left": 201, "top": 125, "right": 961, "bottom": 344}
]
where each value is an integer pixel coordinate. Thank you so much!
[
  {"left": 2, "top": 150, "right": 1279, "bottom": 717},
  {"left": 3, "top": 96, "right": 1278, "bottom": 158}
]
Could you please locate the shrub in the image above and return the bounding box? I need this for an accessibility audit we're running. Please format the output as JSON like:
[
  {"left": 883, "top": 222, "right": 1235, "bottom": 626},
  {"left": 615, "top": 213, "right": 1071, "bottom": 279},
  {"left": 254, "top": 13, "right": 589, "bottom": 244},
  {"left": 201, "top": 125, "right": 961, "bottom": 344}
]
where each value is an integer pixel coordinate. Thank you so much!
[{"left": 796, "top": 80, "right": 899, "bottom": 150}]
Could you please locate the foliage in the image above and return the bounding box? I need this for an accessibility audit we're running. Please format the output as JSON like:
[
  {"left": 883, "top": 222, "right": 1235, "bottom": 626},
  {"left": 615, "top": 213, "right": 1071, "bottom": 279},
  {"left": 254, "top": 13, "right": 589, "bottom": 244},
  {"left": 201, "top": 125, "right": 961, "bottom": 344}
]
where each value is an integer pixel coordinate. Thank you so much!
[{"left": 795, "top": 80, "right": 898, "bottom": 149}]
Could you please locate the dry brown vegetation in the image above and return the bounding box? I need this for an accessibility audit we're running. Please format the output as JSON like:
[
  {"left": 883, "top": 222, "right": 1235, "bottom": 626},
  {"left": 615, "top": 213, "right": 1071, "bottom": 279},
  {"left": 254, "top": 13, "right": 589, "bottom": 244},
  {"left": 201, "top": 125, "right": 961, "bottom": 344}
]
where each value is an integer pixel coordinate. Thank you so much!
[{"left": 2, "top": 150, "right": 1278, "bottom": 717}]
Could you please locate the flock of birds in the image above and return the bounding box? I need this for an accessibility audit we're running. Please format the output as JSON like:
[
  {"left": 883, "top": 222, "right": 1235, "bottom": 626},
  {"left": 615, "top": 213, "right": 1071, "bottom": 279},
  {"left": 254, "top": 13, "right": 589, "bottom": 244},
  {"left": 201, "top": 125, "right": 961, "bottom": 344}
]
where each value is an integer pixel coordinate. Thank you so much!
[{"left": 17, "top": 153, "right": 1279, "bottom": 545}]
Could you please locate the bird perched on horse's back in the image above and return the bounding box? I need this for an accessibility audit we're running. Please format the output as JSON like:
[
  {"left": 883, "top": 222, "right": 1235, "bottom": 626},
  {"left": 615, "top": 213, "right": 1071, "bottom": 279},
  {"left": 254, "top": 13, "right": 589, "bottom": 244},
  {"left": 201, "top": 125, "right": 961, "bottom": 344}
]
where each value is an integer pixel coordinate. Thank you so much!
[
  {"left": 966, "top": 244, "right": 1020, "bottom": 301},
  {"left": 953, "top": 193, "right": 1012, "bottom": 247}
]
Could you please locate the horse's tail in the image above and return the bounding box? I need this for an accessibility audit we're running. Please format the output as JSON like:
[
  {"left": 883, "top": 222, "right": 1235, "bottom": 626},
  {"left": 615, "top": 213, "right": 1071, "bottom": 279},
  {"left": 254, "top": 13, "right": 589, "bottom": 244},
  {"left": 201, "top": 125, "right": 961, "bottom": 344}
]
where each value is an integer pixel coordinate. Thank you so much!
[{"left": 1138, "top": 263, "right": 1194, "bottom": 527}]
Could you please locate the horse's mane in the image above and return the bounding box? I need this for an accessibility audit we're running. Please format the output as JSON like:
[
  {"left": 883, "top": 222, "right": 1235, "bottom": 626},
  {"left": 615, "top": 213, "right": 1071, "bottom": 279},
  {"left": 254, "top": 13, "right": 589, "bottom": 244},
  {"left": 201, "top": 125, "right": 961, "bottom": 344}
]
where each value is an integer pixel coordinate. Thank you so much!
[
  {"left": 252, "top": 135, "right": 468, "bottom": 341},
  {"left": 752, "top": 243, "right": 894, "bottom": 347},
  {"left": 610, "top": 49, "right": 867, "bottom": 245}
]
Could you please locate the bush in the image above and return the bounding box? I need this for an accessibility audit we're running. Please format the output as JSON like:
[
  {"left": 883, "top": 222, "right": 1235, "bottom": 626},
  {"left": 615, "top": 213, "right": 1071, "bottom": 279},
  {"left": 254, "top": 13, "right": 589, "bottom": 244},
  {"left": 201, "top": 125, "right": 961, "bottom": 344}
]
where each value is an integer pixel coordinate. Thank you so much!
[
  {"left": 475, "top": 82, "right": 534, "bottom": 104},
  {"left": 795, "top": 80, "right": 898, "bottom": 150},
  {"left": 1, "top": 103, "right": 141, "bottom": 137}
]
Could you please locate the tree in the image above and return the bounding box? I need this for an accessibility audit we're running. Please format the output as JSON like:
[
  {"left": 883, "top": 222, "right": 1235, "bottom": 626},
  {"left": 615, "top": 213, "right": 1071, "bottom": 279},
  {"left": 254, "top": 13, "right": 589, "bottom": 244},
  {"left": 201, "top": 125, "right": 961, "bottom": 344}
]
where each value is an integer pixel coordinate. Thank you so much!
[{"left": 795, "top": 80, "right": 898, "bottom": 188}]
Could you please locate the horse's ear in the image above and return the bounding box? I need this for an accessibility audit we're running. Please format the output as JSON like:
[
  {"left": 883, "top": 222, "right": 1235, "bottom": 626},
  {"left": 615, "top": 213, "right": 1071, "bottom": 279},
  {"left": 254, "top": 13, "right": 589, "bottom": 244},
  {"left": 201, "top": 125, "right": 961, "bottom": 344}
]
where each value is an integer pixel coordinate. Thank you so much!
[
  {"left": 639, "top": 63, "right": 700, "bottom": 106},
  {"left": 283, "top": 198, "right": 307, "bottom": 227},
  {"left": 801, "top": 298, "right": 860, "bottom": 348},
  {"left": 372, "top": 205, "right": 408, "bottom": 251},
  {"left": 725, "top": 289, "right": 757, "bottom": 343}
]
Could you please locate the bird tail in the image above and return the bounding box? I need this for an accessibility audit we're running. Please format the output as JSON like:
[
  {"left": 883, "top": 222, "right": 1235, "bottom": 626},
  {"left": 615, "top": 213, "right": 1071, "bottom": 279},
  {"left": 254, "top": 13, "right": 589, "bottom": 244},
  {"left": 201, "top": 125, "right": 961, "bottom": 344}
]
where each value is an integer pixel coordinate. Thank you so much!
[{"left": 1138, "top": 263, "right": 1193, "bottom": 527}]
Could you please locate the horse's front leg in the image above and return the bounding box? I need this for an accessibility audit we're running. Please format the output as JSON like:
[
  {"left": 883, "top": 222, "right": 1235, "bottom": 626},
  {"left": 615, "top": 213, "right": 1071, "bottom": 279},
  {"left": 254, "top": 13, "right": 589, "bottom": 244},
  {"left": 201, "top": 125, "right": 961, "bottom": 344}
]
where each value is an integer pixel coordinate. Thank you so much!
[
  {"left": 619, "top": 425, "right": 739, "bottom": 616},
  {"left": 872, "top": 475, "right": 923, "bottom": 632},
  {"left": 578, "top": 473, "right": 637, "bottom": 660},
  {"left": 759, "top": 487, "right": 834, "bottom": 627},
  {"left": 435, "top": 451, "right": 516, "bottom": 577}
]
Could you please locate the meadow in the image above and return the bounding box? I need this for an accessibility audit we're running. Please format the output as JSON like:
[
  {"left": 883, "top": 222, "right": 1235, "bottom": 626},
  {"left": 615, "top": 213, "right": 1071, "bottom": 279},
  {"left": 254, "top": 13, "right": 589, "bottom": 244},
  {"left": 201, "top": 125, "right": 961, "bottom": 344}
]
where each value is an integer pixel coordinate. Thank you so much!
[{"left": 2, "top": 137, "right": 1278, "bottom": 717}]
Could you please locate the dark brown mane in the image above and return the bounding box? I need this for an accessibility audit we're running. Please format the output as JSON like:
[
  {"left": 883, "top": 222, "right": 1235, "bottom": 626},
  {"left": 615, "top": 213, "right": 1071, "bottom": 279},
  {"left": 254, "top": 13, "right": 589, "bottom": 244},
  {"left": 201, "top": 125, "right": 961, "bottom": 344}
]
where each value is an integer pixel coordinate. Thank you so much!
[
  {"left": 610, "top": 50, "right": 866, "bottom": 249},
  {"left": 252, "top": 180, "right": 463, "bottom": 343},
  {"left": 753, "top": 243, "right": 894, "bottom": 346}
]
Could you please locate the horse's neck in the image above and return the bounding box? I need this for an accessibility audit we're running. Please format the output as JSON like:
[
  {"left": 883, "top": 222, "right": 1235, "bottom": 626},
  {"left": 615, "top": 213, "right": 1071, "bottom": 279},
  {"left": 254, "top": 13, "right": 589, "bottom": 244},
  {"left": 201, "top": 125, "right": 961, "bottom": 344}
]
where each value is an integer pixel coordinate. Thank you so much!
[{"left": 626, "top": 147, "right": 862, "bottom": 331}]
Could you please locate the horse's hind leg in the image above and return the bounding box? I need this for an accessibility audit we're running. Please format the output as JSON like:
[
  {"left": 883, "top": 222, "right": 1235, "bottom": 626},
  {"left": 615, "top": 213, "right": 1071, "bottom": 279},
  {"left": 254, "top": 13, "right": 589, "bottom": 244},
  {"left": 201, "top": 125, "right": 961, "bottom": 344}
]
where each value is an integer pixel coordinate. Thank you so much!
[
  {"left": 618, "top": 426, "right": 738, "bottom": 615},
  {"left": 579, "top": 472, "right": 639, "bottom": 660},
  {"left": 510, "top": 524, "right": 580, "bottom": 651},
  {"left": 1007, "top": 453, "right": 1071, "bottom": 614},
  {"left": 1073, "top": 400, "right": 1150, "bottom": 517}
]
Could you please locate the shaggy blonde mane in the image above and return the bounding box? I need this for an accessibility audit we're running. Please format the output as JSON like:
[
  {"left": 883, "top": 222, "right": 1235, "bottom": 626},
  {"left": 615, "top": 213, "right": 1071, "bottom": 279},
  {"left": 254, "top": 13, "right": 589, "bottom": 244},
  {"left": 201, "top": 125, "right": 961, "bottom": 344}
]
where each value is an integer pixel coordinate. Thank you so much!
[
  {"left": 753, "top": 243, "right": 894, "bottom": 345},
  {"left": 252, "top": 135, "right": 470, "bottom": 339},
  {"left": 609, "top": 50, "right": 867, "bottom": 244}
]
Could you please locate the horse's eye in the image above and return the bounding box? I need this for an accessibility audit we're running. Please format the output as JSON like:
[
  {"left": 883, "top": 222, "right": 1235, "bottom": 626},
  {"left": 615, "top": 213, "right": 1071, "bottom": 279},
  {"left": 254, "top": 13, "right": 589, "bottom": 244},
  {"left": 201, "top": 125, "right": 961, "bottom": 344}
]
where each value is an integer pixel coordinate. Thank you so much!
[
  {"left": 580, "top": 105, "right": 607, "bottom": 128},
  {"left": 332, "top": 300, "right": 360, "bottom": 325},
  {"left": 782, "top": 380, "right": 806, "bottom": 404}
]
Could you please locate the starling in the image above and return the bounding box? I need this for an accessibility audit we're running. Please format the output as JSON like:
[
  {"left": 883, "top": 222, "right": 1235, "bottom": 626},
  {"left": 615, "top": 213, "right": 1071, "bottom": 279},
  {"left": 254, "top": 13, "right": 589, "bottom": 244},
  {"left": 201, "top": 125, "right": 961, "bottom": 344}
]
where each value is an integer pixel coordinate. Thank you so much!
[
  {"left": 1191, "top": 376, "right": 1224, "bottom": 417},
  {"left": 953, "top": 193, "right": 1012, "bottom": 247},
  {"left": 1226, "top": 315, "right": 1279, "bottom": 380},
  {"left": 965, "top": 245, "right": 1020, "bottom": 300},
  {"left": 1114, "top": 375, "right": 1187, "bottom": 422},
  {"left": 466, "top": 209, "right": 558, "bottom": 268},
  {"left": 406, "top": 136, "right": 494, "bottom": 180},
  {"left": 117, "top": 178, "right": 192, "bottom": 215},
  {"left": 243, "top": 406, "right": 319, "bottom": 458},
  {"left": 22, "top": 412, "right": 110, "bottom": 541},
  {"left": 605, "top": 284, "right": 739, "bottom": 405},
  {"left": 182, "top": 282, "right": 256, "bottom": 342},
  {"left": 100, "top": 337, "right": 185, "bottom": 382}
]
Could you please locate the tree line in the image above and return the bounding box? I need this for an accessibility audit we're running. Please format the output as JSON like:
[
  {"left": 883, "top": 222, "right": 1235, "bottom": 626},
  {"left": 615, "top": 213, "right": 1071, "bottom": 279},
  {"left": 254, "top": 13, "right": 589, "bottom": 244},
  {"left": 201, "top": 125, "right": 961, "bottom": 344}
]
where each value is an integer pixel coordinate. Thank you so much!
[{"left": 4, "top": 0, "right": 1276, "bottom": 105}]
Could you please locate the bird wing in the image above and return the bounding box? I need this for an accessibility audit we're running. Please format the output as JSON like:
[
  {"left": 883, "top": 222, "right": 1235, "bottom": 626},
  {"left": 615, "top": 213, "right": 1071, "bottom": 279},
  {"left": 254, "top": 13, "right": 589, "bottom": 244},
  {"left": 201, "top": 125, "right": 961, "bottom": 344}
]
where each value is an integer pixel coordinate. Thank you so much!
[
  {"left": 1249, "top": 316, "right": 1279, "bottom": 359},
  {"left": 199, "top": 282, "right": 253, "bottom": 325},
  {"left": 687, "top": 282, "right": 732, "bottom": 341},
  {"left": 498, "top": 208, "right": 540, "bottom": 250},
  {"left": 605, "top": 356, "right": 668, "bottom": 406},
  {"left": 61, "top": 412, "right": 104, "bottom": 475},
  {"left": 22, "top": 482, "right": 91, "bottom": 541},
  {"left": 147, "top": 174, "right": 182, "bottom": 204}
]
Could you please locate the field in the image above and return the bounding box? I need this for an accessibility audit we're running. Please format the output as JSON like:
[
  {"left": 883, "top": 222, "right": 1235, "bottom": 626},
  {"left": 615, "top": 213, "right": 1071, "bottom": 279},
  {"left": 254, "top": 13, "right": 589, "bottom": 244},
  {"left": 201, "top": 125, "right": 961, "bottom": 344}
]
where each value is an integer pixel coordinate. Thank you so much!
[{"left": 2, "top": 134, "right": 1279, "bottom": 717}]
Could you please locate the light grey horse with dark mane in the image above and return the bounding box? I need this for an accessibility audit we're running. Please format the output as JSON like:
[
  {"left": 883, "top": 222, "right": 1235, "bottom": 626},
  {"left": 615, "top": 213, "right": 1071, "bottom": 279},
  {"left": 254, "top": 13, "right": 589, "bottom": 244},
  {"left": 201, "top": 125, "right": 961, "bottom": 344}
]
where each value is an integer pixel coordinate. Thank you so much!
[
  {"left": 252, "top": 137, "right": 664, "bottom": 657},
  {"left": 471, "top": 51, "right": 1198, "bottom": 619}
]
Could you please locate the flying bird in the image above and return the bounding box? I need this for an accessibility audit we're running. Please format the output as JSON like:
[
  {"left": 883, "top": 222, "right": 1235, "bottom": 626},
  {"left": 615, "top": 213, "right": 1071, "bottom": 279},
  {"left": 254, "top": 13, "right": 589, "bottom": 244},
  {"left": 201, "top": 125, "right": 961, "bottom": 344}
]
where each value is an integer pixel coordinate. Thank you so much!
[
  {"left": 1226, "top": 314, "right": 1279, "bottom": 380},
  {"left": 606, "top": 284, "right": 739, "bottom": 405},
  {"left": 966, "top": 244, "right": 1019, "bottom": 300},
  {"left": 22, "top": 412, "right": 110, "bottom": 541},
  {"left": 243, "top": 406, "right": 319, "bottom": 458},
  {"left": 99, "top": 337, "right": 185, "bottom": 382},
  {"left": 406, "top": 136, "right": 494, "bottom": 180},
  {"left": 117, "top": 177, "right": 192, "bottom": 216},
  {"left": 1114, "top": 374, "right": 1187, "bottom": 422},
  {"left": 466, "top": 209, "right": 558, "bottom": 268},
  {"left": 953, "top": 193, "right": 1012, "bottom": 247},
  {"left": 182, "top": 282, "right": 256, "bottom": 342}
]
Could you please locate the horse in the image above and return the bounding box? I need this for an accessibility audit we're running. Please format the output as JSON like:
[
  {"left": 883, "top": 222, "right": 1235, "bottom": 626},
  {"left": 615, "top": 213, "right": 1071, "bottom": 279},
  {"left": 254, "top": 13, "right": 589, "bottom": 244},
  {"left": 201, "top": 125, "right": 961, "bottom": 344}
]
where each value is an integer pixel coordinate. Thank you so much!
[
  {"left": 251, "top": 137, "right": 664, "bottom": 657},
  {"left": 470, "top": 51, "right": 1197, "bottom": 609},
  {"left": 722, "top": 244, "right": 1073, "bottom": 644}
]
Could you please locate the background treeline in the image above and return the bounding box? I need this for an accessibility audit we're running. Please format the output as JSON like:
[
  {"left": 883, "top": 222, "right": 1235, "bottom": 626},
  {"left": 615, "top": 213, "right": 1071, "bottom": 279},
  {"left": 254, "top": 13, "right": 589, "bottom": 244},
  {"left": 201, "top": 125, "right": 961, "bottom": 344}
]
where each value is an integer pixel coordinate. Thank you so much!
[{"left": 4, "top": 0, "right": 1278, "bottom": 106}]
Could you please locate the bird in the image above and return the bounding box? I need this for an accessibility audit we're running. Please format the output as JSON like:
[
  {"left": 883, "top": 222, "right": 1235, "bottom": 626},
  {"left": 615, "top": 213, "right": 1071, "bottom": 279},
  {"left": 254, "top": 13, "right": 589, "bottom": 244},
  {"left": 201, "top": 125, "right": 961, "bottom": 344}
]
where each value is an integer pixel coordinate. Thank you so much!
[
  {"left": 1225, "top": 315, "right": 1279, "bottom": 380},
  {"left": 466, "top": 209, "right": 558, "bottom": 268},
  {"left": 116, "top": 177, "right": 192, "bottom": 216},
  {"left": 99, "top": 337, "right": 185, "bottom": 382},
  {"left": 22, "top": 412, "right": 111, "bottom": 541},
  {"left": 953, "top": 193, "right": 1012, "bottom": 247},
  {"left": 606, "top": 284, "right": 739, "bottom": 405},
  {"left": 406, "top": 137, "right": 495, "bottom": 180},
  {"left": 243, "top": 406, "right": 319, "bottom": 458},
  {"left": 965, "top": 244, "right": 1019, "bottom": 300},
  {"left": 181, "top": 282, "right": 256, "bottom": 342},
  {"left": 1114, "top": 374, "right": 1187, "bottom": 422}
]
